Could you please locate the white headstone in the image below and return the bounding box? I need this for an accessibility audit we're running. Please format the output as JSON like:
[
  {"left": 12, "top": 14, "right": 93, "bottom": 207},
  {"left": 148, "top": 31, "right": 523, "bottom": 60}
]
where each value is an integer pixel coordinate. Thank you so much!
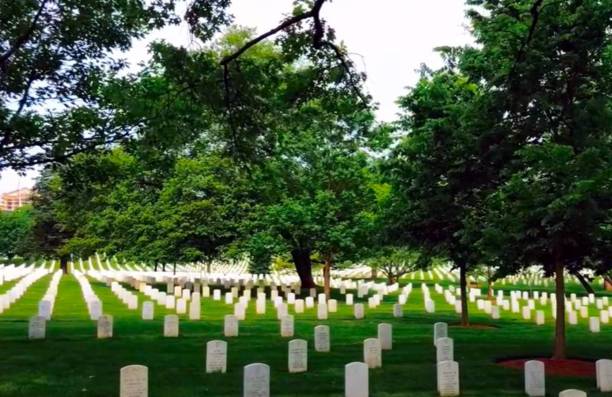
[
  {"left": 345, "top": 362, "right": 368, "bottom": 397},
  {"left": 243, "top": 363, "right": 270, "bottom": 397},
  {"left": 363, "top": 338, "right": 382, "bottom": 368},
  {"left": 164, "top": 314, "right": 179, "bottom": 337},
  {"left": 377, "top": 323, "right": 392, "bottom": 350},
  {"left": 393, "top": 303, "right": 403, "bottom": 318},
  {"left": 596, "top": 359, "right": 612, "bottom": 391},
  {"left": 589, "top": 317, "right": 600, "bottom": 333},
  {"left": 206, "top": 340, "right": 227, "bottom": 373},
  {"left": 346, "top": 293, "right": 354, "bottom": 305},
  {"left": 38, "top": 300, "right": 52, "bottom": 320},
  {"left": 436, "top": 337, "right": 454, "bottom": 363},
  {"left": 288, "top": 339, "right": 308, "bottom": 373},
  {"left": 354, "top": 303, "right": 364, "bottom": 320},
  {"left": 224, "top": 314, "right": 239, "bottom": 337},
  {"left": 280, "top": 315, "right": 294, "bottom": 337},
  {"left": 317, "top": 303, "right": 328, "bottom": 320},
  {"left": 558, "top": 390, "right": 586, "bottom": 397},
  {"left": 437, "top": 360, "right": 460, "bottom": 396},
  {"left": 314, "top": 325, "right": 330, "bottom": 352},
  {"left": 28, "top": 316, "right": 46, "bottom": 339},
  {"left": 524, "top": 360, "right": 545, "bottom": 397},
  {"left": 120, "top": 364, "right": 148, "bottom": 397},
  {"left": 142, "top": 301, "right": 154, "bottom": 320},
  {"left": 97, "top": 314, "right": 113, "bottom": 339},
  {"left": 434, "top": 322, "right": 448, "bottom": 346}
]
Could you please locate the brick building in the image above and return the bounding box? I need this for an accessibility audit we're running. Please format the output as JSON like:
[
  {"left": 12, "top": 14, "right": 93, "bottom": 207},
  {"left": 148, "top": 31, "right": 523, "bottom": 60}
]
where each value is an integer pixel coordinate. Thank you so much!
[{"left": 0, "top": 188, "right": 33, "bottom": 211}]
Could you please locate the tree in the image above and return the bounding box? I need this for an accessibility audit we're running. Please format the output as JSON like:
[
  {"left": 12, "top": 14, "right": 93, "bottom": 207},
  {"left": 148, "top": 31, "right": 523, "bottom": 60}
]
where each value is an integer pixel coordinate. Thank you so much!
[
  {"left": 0, "top": 0, "right": 188, "bottom": 170},
  {"left": 366, "top": 247, "right": 419, "bottom": 285},
  {"left": 385, "top": 68, "right": 493, "bottom": 326},
  {"left": 465, "top": 0, "right": 612, "bottom": 358},
  {"left": 0, "top": 206, "right": 33, "bottom": 260}
]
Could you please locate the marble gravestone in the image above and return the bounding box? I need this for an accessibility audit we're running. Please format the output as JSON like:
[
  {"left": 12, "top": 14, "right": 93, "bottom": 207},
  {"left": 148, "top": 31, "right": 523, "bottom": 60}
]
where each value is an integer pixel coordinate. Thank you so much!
[
  {"left": 363, "top": 338, "right": 382, "bottom": 368},
  {"left": 288, "top": 339, "right": 308, "bottom": 373},
  {"left": 224, "top": 314, "right": 239, "bottom": 337},
  {"left": 206, "top": 340, "right": 228, "bottom": 373},
  {"left": 345, "top": 362, "right": 368, "bottom": 397},
  {"left": 434, "top": 322, "right": 448, "bottom": 346},
  {"left": 164, "top": 314, "right": 179, "bottom": 337},
  {"left": 280, "top": 315, "right": 295, "bottom": 337},
  {"left": 142, "top": 301, "right": 154, "bottom": 320},
  {"left": 377, "top": 323, "right": 392, "bottom": 350},
  {"left": 120, "top": 364, "right": 148, "bottom": 397},
  {"left": 436, "top": 337, "right": 454, "bottom": 363},
  {"left": 314, "top": 325, "right": 330, "bottom": 352},
  {"left": 243, "top": 363, "right": 270, "bottom": 397},
  {"left": 596, "top": 359, "right": 612, "bottom": 392},
  {"left": 524, "top": 360, "right": 545, "bottom": 397},
  {"left": 558, "top": 390, "right": 587, "bottom": 397},
  {"left": 97, "top": 314, "right": 113, "bottom": 339},
  {"left": 437, "top": 360, "right": 460, "bottom": 397},
  {"left": 28, "top": 316, "right": 46, "bottom": 340},
  {"left": 354, "top": 303, "right": 365, "bottom": 320}
]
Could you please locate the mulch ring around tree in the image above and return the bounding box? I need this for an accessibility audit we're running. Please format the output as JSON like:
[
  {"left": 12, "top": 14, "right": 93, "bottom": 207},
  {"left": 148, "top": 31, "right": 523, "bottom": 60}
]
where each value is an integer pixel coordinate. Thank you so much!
[{"left": 496, "top": 357, "right": 596, "bottom": 377}]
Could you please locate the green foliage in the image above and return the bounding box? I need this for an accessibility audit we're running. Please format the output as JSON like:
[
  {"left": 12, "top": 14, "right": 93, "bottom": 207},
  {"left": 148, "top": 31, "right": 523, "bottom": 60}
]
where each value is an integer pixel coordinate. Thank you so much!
[{"left": 0, "top": 206, "right": 33, "bottom": 259}]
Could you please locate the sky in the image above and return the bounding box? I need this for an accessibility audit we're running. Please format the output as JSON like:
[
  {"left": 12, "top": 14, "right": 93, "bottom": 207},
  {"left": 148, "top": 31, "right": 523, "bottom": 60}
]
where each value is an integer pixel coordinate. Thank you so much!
[{"left": 0, "top": 0, "right": 473, "bottom": 193}]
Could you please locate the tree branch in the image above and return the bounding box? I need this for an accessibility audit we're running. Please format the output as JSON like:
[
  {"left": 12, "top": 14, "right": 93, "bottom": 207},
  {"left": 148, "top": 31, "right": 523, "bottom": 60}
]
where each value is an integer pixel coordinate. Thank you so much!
[{"left": 0, "top": 0, "right": 49, "bottom": 72}]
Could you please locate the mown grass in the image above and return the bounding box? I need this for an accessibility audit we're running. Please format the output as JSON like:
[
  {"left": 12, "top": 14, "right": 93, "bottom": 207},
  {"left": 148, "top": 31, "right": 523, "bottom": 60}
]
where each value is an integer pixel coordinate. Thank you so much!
[{"left": 0, "top": 271, "right": 610, "bottom": 396}]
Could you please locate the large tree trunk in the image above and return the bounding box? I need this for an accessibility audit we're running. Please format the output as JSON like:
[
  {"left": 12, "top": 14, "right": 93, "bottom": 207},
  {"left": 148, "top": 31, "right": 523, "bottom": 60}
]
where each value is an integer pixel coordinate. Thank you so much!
[
  {"left": 605, "top": 276, "right": 612, "bottom": 292},
  {"left": 60, "top": 255, "right": 69, "bottom": 274},
  {"left": 571, "top": 270, "right": 594, "bottom": 294},
  {"left": 459, "top": 261, "right": 469, "bottom": 326},
  {"left": 291, "top": 248, "right": 315, "bottom": 289},
  {"left": 553, "top": 260, "right": 566, "bottom": 359},
  {"left": 323, "top": 257, "right": 331, "bottom": 298},
  {"left": 387, "top": 274, "right": 396, "bottom": 285}
]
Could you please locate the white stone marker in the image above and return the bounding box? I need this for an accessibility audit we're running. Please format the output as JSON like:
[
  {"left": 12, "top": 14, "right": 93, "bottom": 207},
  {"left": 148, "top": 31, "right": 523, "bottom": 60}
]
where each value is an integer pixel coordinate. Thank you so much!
[
  {"left": 189, "top": 298, "right": 201, "bottom": 320},
  {"left": 280, "top": 315, "right": 294, "bottom": 337},
  {"left": 436, "top": 337, "right": 454, "bottom": 363},
  {"left": 345, "top": 362, "right": 368, "bottom": 397},
  {"left": 437, "top": 360, "right": 460, "bottom": 397},
  {"left": 314, "top": 325, "right": 330, "bottom": 352},
  {"left": 288, "top": 339, "right": 308, "bottom": 373},
  {"left": 89, "top": 300, "right": 102, "bottom": 320},
  {"left": 596, "top": 359, "right": 612, "bottom": 391},
  {"left": 328, "top": 299, "right": 338, "bottom": 312},
  {"left": 164, "top": 314, "right": 179, "bottom": 337},
  {"left": 165, "top": 295, "right": 175, "bottom": 309},
  {"left": 354, "top": 303, "right": 364, "bottom": 320},
  {"left": 363, "top": 338, "right": 382, "bottom": 368},
  {"left": 536, "top": 311, "right": 545, "bottom": 325},
  {"left": 305, "top": 296, "right": 315, "bottom": 308},
  {"left": 97, "top": 314, "right": 113, "bottom": 339},
  {"left": 28, "top": 316, "right": 46, "bottom": 339},
  {"left": 120, "top": 364, "right": 148, "bottom": 397},
  {"left": 346, "top": 293, "right": 354, "bottom": 305},
  {"left": 524, "top": 360, "right": 545, "bottom": 397},
  {"left": 142, "top": 301, "right": 154, "bottom": 320},
  {"left": 294, "top": 299, "right": 304, "bottom": 313},
  {"left": 176, "top": 298, "right": 187, "bottom": 314},
  {"left": 589, "top": 317, "right": 600, "bottom": 333},
  {"left": 224, "top": 314, "right": 239, "bottom": 337},
  {"left": 434, "top": 322, "right": 448, "bottom": 346},
  {"left": 256, "top": 299, "right": 266, "bottom": 314},
  {"left": 317, "top": 303, "right": 328, "bottom": 320},
  {"left": 38, "top": 300, "right": 52, "bottom": 320},
  {"left": 393, "top": 303, "right": 403, "bottom": 318},
  {"left": 206, "top": 340, "right": 227, "bottom": 373},
  {"left": 378, "top": 323, "right": 392, "bottom": 350},
  {"left": 243, "top": 363, "right": 270, "bottom": 397},
  {"left": 558, "top": 390, "right": 586, "bottom": 397}
]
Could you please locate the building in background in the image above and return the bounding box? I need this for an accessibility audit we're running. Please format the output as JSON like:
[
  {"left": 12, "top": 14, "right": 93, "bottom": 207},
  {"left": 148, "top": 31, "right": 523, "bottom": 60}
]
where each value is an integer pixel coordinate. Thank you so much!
[{"left": 0, "top": 188, "right": 33, "bottom": 211}]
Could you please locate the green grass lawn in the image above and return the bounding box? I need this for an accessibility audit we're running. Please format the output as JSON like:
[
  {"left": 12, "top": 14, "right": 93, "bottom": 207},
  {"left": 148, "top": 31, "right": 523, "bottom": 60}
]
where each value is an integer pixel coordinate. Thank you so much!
[{"left": 0, "top": 272, "right": 610, "bottom": 396}]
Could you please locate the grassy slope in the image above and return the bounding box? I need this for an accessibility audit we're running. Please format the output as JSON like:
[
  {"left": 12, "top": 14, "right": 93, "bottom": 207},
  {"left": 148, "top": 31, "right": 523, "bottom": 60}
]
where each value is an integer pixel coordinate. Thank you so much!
[{"left": 0, "top": 273, "right": 609, "bottom": 396}]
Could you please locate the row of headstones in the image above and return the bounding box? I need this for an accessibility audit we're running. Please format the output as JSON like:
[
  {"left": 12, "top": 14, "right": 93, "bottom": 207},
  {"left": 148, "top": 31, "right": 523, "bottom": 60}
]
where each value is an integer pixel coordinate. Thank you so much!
[
  {"left": 525, "top": 359, "right": 612, "bottom": 395},
  {"left": 36, "top": 270, "right": 63, "bottom": 320},
  {"left": 73, "top": 271, "right": 104, "bottom": 320},
  {"left": 0, "top": 267, "right": 49, "bottom": 314},
  {"left": 432, "top": 280, "right": 610, "bottom": 332}
]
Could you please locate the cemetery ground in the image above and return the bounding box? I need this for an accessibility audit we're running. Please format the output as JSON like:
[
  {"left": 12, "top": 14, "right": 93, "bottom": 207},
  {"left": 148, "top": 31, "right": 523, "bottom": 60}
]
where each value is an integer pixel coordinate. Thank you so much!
[{"left": 0, "top": 268, "right": 610, "bottom": 396}]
